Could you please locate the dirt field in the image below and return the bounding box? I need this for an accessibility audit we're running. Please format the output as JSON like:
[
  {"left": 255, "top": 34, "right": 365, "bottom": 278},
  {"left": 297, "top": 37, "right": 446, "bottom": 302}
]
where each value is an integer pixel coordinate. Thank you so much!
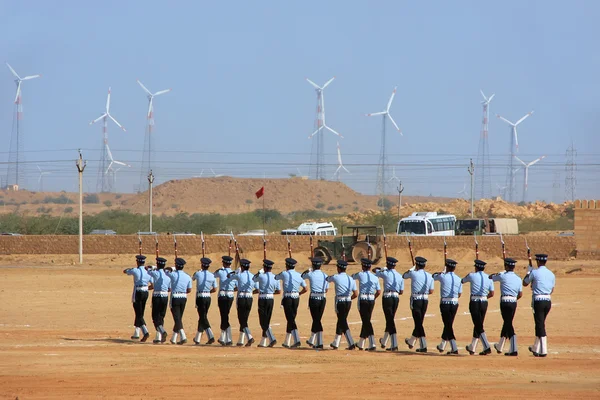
[{"left": 1, "top": 256, "right": 599, "bottom": 399}]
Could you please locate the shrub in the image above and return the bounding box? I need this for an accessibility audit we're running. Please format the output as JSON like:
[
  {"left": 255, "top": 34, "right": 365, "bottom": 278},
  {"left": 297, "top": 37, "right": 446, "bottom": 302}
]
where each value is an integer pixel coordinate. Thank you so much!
[
  {"left": 171, "top": 203, "right": 179, "bottom": 209},
  {"left": 115, "top": 194, "right": 122, "bottom": 199},
  {"left": 336, "top": 204, "right": 343, "bottom": 209},
  {"left": 245, "top": 199, "right": 253, "bottom": 205},
  {"left": 103, "top": 200, "right": 112, "bottom": 207},
  {"left": 315, "top": 203, "right": 325, "bottom": 209},
  {"left": 64, "top": 207, "right": 74, "bottom": 213},
  {"left": 327, "top": 205, "right": 336, "bottom": 211},
  {"left": 83, "top": 194, "right": 100, "bottom": 204},
  {"left": 43, "top": 195, "right": 74, "bottom": 204},
  {"left": 377, "top": 198, "right": 393, "bottom": 210}
]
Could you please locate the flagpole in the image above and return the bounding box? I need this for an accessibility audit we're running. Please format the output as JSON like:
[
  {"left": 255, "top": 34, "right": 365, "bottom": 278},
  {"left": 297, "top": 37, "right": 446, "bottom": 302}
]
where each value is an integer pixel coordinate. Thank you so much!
[{"left": 262, "top": 189, "right": 265, "bottom": 235}]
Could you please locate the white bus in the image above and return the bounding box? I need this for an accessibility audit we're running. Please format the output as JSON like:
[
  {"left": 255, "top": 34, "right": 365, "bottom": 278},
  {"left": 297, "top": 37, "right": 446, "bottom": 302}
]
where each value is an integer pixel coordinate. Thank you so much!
[
  {"left": 281, "top": 222, "right": 337, "bottom": 236},
  {"left": 397, "top": 212, "right": 456, "bottom": 236}
]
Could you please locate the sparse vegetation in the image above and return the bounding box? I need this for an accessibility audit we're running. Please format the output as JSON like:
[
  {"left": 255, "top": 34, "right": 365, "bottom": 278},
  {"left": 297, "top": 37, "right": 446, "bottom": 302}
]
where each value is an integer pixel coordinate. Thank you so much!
[
  {"left": 83, "top": 194, "right": 100, "bottom": 204},
  {"left": 115, "top": 194, "right": 122, "bottom": 199},
  {"left": 43, "top": 195, "right": 74, "bottom": 204},
  {"left": 103, "top": 200, "right": 112, "bottom": 207},
  {"left": 171, "top": 203, "right": 179, "bottom": 209},
  {"left": 36, "top": 206, "right": 52, "bottom": 214},
  {"left": 64, "top": 207, "right": 74, "bottom": 213},
  {"left": 245, "top": 199, "right": 253, "bottom": 205},
  {"left": 327, "top": 205, "right": 336, "bottom": 211},
  {"left": 315, "top": 202, "right": 325, "bottom": 209},
  {"left": 377, "top": 198, "right": 393, "bottom": 210},
  {"left": 336, "top": 204, "right": 343, "bottom": 209}
]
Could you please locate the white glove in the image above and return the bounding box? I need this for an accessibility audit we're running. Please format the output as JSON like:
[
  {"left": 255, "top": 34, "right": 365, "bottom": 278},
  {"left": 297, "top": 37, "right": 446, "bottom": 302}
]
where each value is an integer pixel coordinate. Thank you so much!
[
  {"left": 527, "top": 265, "right": 533, "bottom": 273},
  {"left": 382, "top": 267, "right": 388, "bottom": 271},
  {"left": 236, "top": 267, "right": 241, "bottom": 274},
  {"left": 409, "top": 265, "right": 416, "bottom": 271},
  {"left": 308, "top": 267, "right": 313, "bottom": 273},
  {"left": 258, "top": 268, "right": 264, "bottom": 274}
]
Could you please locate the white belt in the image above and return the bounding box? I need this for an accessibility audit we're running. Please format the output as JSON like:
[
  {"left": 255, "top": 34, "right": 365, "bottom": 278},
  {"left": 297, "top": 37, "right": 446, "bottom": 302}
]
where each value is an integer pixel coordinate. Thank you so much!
[
  {"left": 412, "top": 294, "right": 429, "bottom": 300},
  {"left": 283, "top": 292, "right": 300, "bottom": 299},
  {"left": 310, "top": 292, "right": 326, "bottom": 299},
  {"left": 135, "top": 286, "right": 148, "bottom": 292},
  {"left": 441, "top": 297, "right": 459, "bottom": 304},
  {"left": 383, "top": 292, "right": 399, "bottom": 298},
  {"left": 501, "top": 295, "right": 518, "bottom": 303},
  {"left": 153, "top": 291, "right": 169, "bottom": 297},
  {"left": 219, "top": 290, "right": 234, "bottom": 297},
  {"left": 336, "top": 295, "right": 352, "bottom": 302},
  {"left": 172, "top": 292, "right": 187, "bottom": 299},
  {"left": 196, "top": 292, "right": 212, "bottom": 298},
  {"left": 259, "top": 294, "right": 274, "bottom": 299},
  {"left": 470, "top": 295, "right": 488, "bottom": 301},
  {"left": 533, "top": 294, "right": 551, "bottom": 301},
  {"left": 359, "top": 294, "right": 375, "bottom": 301},
  {"left": 238, "top": 292, "right": 253, "bottom": 298}
]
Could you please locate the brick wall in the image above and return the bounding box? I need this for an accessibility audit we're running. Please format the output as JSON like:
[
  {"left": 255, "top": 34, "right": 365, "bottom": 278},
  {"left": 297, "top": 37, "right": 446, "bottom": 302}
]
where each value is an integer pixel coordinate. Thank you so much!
[{"left": 574, "top": 199, "right": 600, "bottom": 259}]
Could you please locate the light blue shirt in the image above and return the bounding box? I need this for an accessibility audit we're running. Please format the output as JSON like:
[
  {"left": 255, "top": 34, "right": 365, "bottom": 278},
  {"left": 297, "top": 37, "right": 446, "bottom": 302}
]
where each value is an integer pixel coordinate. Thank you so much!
[
  {"left": 492, "top": 271, "right": 522, "bottom": 297},
  {"left": 403, "top": 269, "right": 434, "bottom": 295},
  {"left": 214, "top": 267, "right": 237, "bottom": 291},
  {"left": 232, "top": 270, "right": 258, "bottom": 293},
  {"left": 275, "top": 269, "right": 307, "bottom": 293},
  {"left": 149, "top": 269, "right": 171, "bottom": 292},
  {"left": 168, "top": 270, "right": 192, "bottom": 293},
  {"left": 126, "top": 266, "right": 151, "bottom": 287},
  {"left": 253, "top": 272, "right": 280, "bottom": 294},
  {"left": 375, "top": 269, "right": 404, "bottom": 293},
  {"left": 462, "top": 271, "right": 494, "bottom": 297},
  {"left": 326, "top": 272, "right": 357, "bottom": 297},
  {"left": 434, "top": 272, "right": 463, "bottom": 298},
  {"left": 524, "top": 266, "right": 555, "bottom": 295},
  {"left": 302, "top": 270, "right": 329, "bottom": 293},
  {"left": 352, "top": 271, "right": 381, "bottom": 295},
  {"left": 192, "top": 270, "right": 217, "bottom": 293}
]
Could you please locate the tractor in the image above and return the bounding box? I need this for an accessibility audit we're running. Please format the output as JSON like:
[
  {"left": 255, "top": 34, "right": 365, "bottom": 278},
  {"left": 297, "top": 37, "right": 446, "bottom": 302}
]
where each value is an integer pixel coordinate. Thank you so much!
[{"left": 312, "top": 225, "right": 384, "bottom": 265}]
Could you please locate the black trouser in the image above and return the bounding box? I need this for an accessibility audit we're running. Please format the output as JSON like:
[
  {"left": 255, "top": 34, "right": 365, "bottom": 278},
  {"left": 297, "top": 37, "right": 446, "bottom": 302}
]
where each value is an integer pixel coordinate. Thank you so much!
[
  {"left": 258, "top": 298, "right": 274, "bottom": 337},
  {"left": 335, "top": 301, "right": 352, "bottom": 334},
  {"left": 500, "top": 301, "right": 517, "bottom": 338},
  {"left": 218, "top": 296, "right": 234, "bottom": 330},
  {"left": 282, "top": 297, "right": 300, "bottom": 333},
  {"left": 358, "top": 300, "right": 375, "bottom": 339},
  {"left": 440, "top": 303, "right": 458, "bottom": 340},
  {"left": 237, "top": 297, "right": 253, "bottom": 331},
  {"left": 411, "top": 299, "right": 428, "bottom": 337},
  {"left": 533, "top": 300, "right": 552, "bottom": 337},
  {"left": 382, "top": 296, "right": 399, "bottom": 334},
  {"left": 151, "top": 296, "right": 168, "bottom": 329},
  {"left": 171, "top": 297, "right": 187, "bottom": 332},
  {"left": 309, "top": 298, "right": 326, "bottom": 333},
  {"left": 469, "top": 300, "right": 488, "bottom": 337},
  {"left": 196, "top": 296, "right": 212, "bottom": 332},
  {"left": 133, "top": 291, "right": 149, "bottom": 328}
]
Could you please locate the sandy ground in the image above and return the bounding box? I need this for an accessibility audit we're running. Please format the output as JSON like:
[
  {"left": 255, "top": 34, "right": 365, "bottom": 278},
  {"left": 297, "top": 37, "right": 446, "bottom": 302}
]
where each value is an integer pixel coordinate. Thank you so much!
[{"left": 1, "top": 258, "right": 599, "bottom": 399}]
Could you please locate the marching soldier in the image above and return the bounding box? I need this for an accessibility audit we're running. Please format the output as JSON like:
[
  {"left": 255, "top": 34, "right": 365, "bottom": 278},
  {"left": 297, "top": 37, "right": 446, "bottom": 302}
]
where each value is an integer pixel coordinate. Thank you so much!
[
  {"left": 301, "top": 257, "right": 329, "bottom": 349},
  {"left": 403, "top": 256, "right": 434, "bottom": 353},
  {"left": 123, "top": 255, "right": 152, "bottom": 342},
  {"left": 214, "top": 255, "right": 237, "bottom": 346},
  {"left": 462, "top": 259, "right": 495, "bottom": 355},
  {"left": 192, "top": 257, "right": 217, "bottom": 345},
  {"left": 373, "top": 256, "right": 404, "bottom": 351},
  {"left": 523, "top": 253, "right": 556, "bottom": 357},
  {"left": 490, "top": 258, "right": 523, "bottom": 356},
  {"left": 275, "top": 258, "right": 308, "bottom": 348},
  {"left": 433, "top": 259, "right": 463, "bottom": 355},
  {"left": 352, "top": 258, "right": 381, "bottom": 351},
  {"left": 148, "top": 256, "right": 171, "bottom": 344},
  {"left": 326, "top": 259, "right": 358, "bottom": 350},
  {"left": 167, "top": 257, "right": 192, "bottom": 345},
  {"left": 228, "top": 258, "right": 258, "bottom": 346},
  {"left": 253, "top": 259, "right": 280, "bottom": 347}
]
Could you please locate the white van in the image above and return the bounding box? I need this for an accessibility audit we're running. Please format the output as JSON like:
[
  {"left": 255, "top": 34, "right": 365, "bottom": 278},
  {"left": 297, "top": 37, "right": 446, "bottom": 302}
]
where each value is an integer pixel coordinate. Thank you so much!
[{"left": 296, "top": 222, "right": 337, "bottom": 236}]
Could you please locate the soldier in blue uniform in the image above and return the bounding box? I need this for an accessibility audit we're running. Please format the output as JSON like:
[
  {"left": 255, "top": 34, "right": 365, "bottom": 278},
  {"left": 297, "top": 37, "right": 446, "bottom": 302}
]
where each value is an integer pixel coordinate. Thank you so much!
[
  {"left": 433, "top": 259, "right": 463, "bottom": 354},
  {"left": 148, "top": 256, "right": 171, "bottom": 344},
  {"left": 462, "top": 259, "right": 495, "bottom": 355},
  {"left": 352, "top": 258, "right": 381, "bottom": 351},
  {"left": 166, "top": 257, "right": 192, "bottom": 345},
  {"left": 403, "top": 256, "right": 435, "bottom": 353},
  {"left": 214, "top": 255, "right": 236, "bottom": 346},
  {"left": 301, "top": 257, "right": 329, "bottom": 349},
  {"left": 123, "top": 255, "right": 152, "bottom": 342},
  {"left": 228, "top": 258, "right": 258, "bottom": 347},
  {"left": 276, "top": 258, "right": 308, "bottom": 348},
  {"left": 491, "top": 258, "right": 523, "bottom": 356},
  {"left": 326, "top": 259, "right": 358, "bottom": 350},
  {"left": 192, "top": 257, "right": 217, "bottom": 345},
  {"left": 373, "top": 256, "right": 404, "bottom": 351},
  {"left": 523, "top": 253, "right": 556, "bottom": 357},
  {"left": 253, "top": 259, "right": 280, "bottom": 347}
]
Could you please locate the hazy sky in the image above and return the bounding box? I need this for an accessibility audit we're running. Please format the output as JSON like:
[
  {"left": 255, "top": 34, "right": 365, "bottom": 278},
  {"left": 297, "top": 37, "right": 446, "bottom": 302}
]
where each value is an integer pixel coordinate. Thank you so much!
[{"left": 1, "top": 1, "right": 598, "bottom": 201}]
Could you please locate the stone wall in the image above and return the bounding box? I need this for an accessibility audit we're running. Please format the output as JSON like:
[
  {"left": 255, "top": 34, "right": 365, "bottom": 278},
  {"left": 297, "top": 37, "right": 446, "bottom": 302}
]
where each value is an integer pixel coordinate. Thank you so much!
[{"left": 574, "top": 199, "right": 600, "bottom": 259}]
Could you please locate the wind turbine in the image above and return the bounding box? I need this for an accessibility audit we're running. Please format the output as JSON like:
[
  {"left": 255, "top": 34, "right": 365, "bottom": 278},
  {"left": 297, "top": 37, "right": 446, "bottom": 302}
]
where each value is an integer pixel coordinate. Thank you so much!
[
  {"left": 514, "top": 155, "right": 546, "bottom": 202},
  {"left": 90, "top": 87, "right": 126, "bottom": 192},
  {"left": 388, "top": 166, "right": 400, "bottom": 183},
  {"left": 210, "top": 168, "right": 224, "bottom": 178},
  {"left": 36, "top": 165, "right": 51, "bottom": 192},
  {"left": 496, "top": 110, "right": 534, "bottom": 202},
  {"left": 306, "top": 77, "right": 342, "bottom": 180},
  {"left": 5, "top": 63, "right": 41, "bottom": 189},
  {"left": 137, "top": 80, "right": 171, "bottom": 188},
  {"left": 476, "top": 90, "right": 495, "bottom": 199},
  {"left": 366, "top": 86, "right": 402, "bottom": 199},
  {"left": 496, "top": 183, "right": 508, "bottom": 198},
  {"left": 458, "top": 183, "right": 467, "bottom": 199},
  {"left": 332, "top": 142, "right": 350, "bottom": 181}
]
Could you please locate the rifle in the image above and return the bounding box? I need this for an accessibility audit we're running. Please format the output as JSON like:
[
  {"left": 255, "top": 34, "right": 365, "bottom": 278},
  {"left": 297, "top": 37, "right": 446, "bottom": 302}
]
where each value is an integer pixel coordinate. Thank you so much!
[
  {"left": 231, "top": 231, "right": 241, "bottom": 268},
  {"left": 474, "top": 233, "right": 479, "bottom": 259},
  {"left": 138, "top": 234, "right": 142, "bottom": 256},
  {"left": 155, "top": 235, "right": 159, "bottom": 258},
  {"left": 309, "top": 233, "right": 314, "bottom": 259},
  {"left": 263, "top": 234, "right": 267, "bottom": 261},
  {"left": 443, "top": 236, "right": 447, "bottom": 273},
  {"left": 367, "top": 233, "right": 372, "bottom": 260},
  {"left": 286, "top": 233, "right": 292, "bottom": 258},
  {"left": 174, "top": 235, "right": 178, "bottom": 261},
  {"left": 228, "top": 235, "right": 233, "bottom": 257},
  {"left": 201, "top": 231, "right": 206, "bottom": 258},
  {"left": 341, "top": 234, "right": 346, "bottom": 262},
  {"left": 406, "top": 234, "right": 415, "bottom": 266},
  {"left": 382, "top": 225, "right": 388, "bottom": 259},
  {"left": 526, "top": 238, "right": 533, "bottom": 272},
  {"left": 500, "top": 233, "right": 506, "bottom": 260}
]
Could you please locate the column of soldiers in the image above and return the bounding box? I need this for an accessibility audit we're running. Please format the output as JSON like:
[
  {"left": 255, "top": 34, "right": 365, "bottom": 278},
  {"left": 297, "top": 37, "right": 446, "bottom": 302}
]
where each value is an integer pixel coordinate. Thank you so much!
[{"left": 123, "top": 251, "right": 555, "bottom": 357}]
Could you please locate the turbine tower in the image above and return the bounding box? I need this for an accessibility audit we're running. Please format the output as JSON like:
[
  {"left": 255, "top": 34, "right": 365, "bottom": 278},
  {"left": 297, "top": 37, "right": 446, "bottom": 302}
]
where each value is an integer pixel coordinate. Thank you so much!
[
  {"left": 89, "top": 87, "right": 126, "bottom": 192},
  {"left": 138, "top": 80, "right": 171, "bottom": 191},
  {"left": 106, "top": 144, "right": 131, "bottom": 191},
  {"left": 496, "top": 110, "right": 534, "bottom": 202},
  {"left": 332, "top": 142, "right": 350, "bottom": 181},
  {"left": 306, "top": 77, "right": 342, "bottom": 180},
  {"left": 366, "top": 86, "right": 402, "bottom": 199},
  {"left": 5, "top": 63, "right": 41, "bottom": 189},
  {"left": 476, "top": 90, "right": 494, "bottom": 199},
  {"left": 36, "top": 165, "right": 51, "bottom": 192},
  {"left": 514, "top": 155, "right": 545, "bottom": 203}
]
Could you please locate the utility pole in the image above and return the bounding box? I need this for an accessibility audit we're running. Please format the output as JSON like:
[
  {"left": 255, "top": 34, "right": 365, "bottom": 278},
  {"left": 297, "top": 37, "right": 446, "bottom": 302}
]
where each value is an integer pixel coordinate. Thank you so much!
[
  {"left": 468, "top": 159, "right": 475, "bottom": 218},
  {"left": 397, "top": 182, "right": 404, "bottom": 220},
  {"left": 148, "top": 170, "right": 155, "bottom": 232},
  {"left": 565, "top": 141, "right": 577, "bottom": 202},
  {"left": 76, "top": 150, "right": 86, "bottom": 264}
]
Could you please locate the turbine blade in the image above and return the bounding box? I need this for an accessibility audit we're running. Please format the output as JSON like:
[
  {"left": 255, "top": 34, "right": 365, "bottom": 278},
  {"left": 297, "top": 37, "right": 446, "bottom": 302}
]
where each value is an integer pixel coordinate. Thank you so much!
[
  {"left": 90, "top": 113, "right": 107, "bottom": 125},
  {"left": 109, "top": 114, "right": 126, "bottom": 131},
  {"left": 147, "top": 98, "right": 153, "bottom": 117},
  {"left": 336, "top": 142, "right": 343, "bottom": 164},
  {"left": 322, "top": 77, "right": 335, "bottom": 89},
  {"left": 496, "top": 114, "right": 514, "bottom": 125},
  {"left": 480, "top": 89, "right": 487, "bottom": 101},
  {"left": 366, "top": 111, "right": 386, "bottom": 117},
  {"left": 113, "top": 160, "right": 131, "bottom": 167},
  {"left": 324, "top": 124, "right": 343, "bottom": 138},
  {"left": 6, "top": 62, "right": 20, "bottom": 79},
  {"left": 487, "top": 93, "right": 495, "bottom": 102},
  {"left": 528, "top": 155, "right": 546, "bottom": 166},
  {"left": 332, "top": 166, "right": 341, "bottom": 179},
  {"left": 308, "top": 126, "right": 323, "bottom": 139},
  {"left": 342, "top": 166, "right": 350, "bottom": 174},
  {"left": 106, "top": 144, "right": 114, "bottom": 161},
  {"left": 106, "top": 161, "right": 113, "bottom": 174},
  {"left": 106, "top": 87, "right": 111, "bottom": 112},
  {"left": 387, "top": 114, "right": 402, "bottom": 135},
  {"left": 14, "top": 82, "right": 21, "bottom": 103},
  {"left": 37, "top": 165, "right": 42, "bottom": 172},
  {"left": 305, "top": 78, "right": 320, "bottom": 89},
  {"left": 21, "top": 74, "right": 41, "bottom": 80},
  {"left": 386, "top": 86, "right": 397, "bottom": 112},
  {"left": 137, "top": 79, "right": 152, "bottom": 95},
  {"left": 153, "top": 88, "right": 171, "bottom": 96},
  {"left": 514, "top": 127, "right": 519, "bottom": 149},
  {"left": 515, "top": 111, "right": 534, "bottom": 126},
  {"left": 513, "top": 155, "right": 526, "bottom": 166}
]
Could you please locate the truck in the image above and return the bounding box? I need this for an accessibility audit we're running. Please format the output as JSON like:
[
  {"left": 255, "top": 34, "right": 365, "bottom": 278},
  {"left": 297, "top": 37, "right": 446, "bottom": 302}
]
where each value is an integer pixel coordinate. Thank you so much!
[
  {"left": 455, "top": 218, "right": 519, "bottom": 235},
  {"left": 313, "top": 225, "right": 383, "bottom": 265}
]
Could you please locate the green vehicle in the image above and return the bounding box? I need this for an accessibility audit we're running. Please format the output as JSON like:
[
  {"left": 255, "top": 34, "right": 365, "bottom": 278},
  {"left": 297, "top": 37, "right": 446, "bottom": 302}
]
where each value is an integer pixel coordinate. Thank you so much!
[
  {"left": 455, "top": 219, "right": 487, "bottom": 236},
  {"left": 313, "top": 225, "right": 384, "bottom": 265}
]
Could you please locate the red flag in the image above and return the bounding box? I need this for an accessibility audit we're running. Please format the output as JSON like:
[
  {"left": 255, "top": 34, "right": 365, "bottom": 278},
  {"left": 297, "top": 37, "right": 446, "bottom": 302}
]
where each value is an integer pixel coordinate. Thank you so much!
[{"left": 255, "top": 186, "right": 264, "bottom": 199}]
